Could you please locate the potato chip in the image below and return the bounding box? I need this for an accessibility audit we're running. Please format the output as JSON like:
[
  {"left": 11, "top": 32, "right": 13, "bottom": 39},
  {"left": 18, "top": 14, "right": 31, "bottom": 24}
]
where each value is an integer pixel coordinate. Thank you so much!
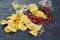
[
  {"left": 12, "top": 4, "right": 20, "bottom": 10},
  {"left": 18, "top": 23, "right": 27, "bottom": 31},
  {"left": 7, "top": 16, "right": 11, "bottom": 19},
  {"left": 26, "top": 23, "right": 42, "bottom": 31},
  {"left": 20, "top": 15, "right": 30, "bottom": 24},
  {"left": 26, "top": 24, "right": 34, "bottom": 30},
  {"left": 35, "top": 10, "right": 46, "bottom": 19},
  {"left": 32, "top": 24, "right": 42, "bottom": 31},
  {"left": 7, "top": 14, "right": 18, "bottom": 20},
  {"left": 7, "top": 23, "right": 17, "bottom": 32},
  {"left": 29, "top": 30, "right": 38, "bottom": 36},
  {"left": 28, "top": 4, "right": 38, "bottom": 12},
  {"left": 14, "top": 22, "right": 19, "bottom": 30},
  {"left": 1, "top": 20, "right": 7, "bottom": 25},
  {"left": 4, "top": 27, "right": 11, "bottom": 33},
  {"left": 18, "top": 12, "right": 24, "bottom": 17}
]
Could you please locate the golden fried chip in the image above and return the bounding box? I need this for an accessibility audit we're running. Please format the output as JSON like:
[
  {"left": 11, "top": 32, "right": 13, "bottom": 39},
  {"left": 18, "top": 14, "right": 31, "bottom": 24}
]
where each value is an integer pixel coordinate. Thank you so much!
[
  {"left": 29, "top": 30, "right": 38, "bottom": 36},
  {"left": 32, "top": 24, "right": 42, "bottom": 31},
  {"left": 18, "top": 23, "right": 27, "bottom": 31},
  {"left": 7, "top": 23, "right": 17, "bottom": 32},
  {"left": 14, "top": 22, "right": 19, "bottom": 30},
  {"left": 12, "top": 3, "right": 20, "bottom": 10},
  {"left": 1, "top": 20, "right": 7, "bottom": 25},
  {"left": 7, "top": 14, "right": 18, "bottom": 20},
  {"left": 26, "top": 24, "right": 34, "bottom": 30},
  {"left": 26, "top": 23, "right": 42, "bottom": 31},
  {"left": 18, "top": 12, "right": 24, "bottom": 17},
  {"left": 4, "top": 27, "right": 11, "bottom": 33},
  {"left": 20, "top": 15, "right": 30, "bottom": 24},
  {"left": 35, "top": 11, "right": 46, "bottom": 19},
  {"left": 6, "top": 16, "right": 11, "bottom": 19},
  {"left": 28, "top": 4, "right": 38, "bottom": 12}
]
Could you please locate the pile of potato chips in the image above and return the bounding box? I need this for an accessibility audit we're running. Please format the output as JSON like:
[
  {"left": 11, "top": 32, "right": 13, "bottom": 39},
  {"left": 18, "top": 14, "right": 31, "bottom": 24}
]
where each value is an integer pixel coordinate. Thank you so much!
[
  {"left": 1, "top": 12, "right": 43, "bottom": 36},
  {"left": 0, "top": 2, "right": 45, "bottom": 37}
]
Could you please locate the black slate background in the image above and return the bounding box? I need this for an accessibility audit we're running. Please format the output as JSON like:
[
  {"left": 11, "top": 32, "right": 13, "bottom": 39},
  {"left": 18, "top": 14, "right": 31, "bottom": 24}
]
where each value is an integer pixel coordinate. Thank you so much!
[{"left": 0, "top": 0, "right": 60, "bottom": 40}]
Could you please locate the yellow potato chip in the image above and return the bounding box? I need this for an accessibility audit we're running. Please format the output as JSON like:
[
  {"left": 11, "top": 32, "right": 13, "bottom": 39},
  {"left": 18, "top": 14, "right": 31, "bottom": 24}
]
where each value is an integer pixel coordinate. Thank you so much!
[
  {"left": 31, "top": 10, "right": 46, "bottom": 19},
  {"left": 8, "top": 20, "right": 19, "bottom": 31},
  {"left": 11, "top": 14, "right": 18, "bottom": 19},
  {"left": 35, "top": 11, "right": 46, "bottom": 19},
  {"left": 32, "top": 24, "right": 42, "bottom": 31},
  {"left": 20, "top": 15, "right": 30, "bottom": 24},
  {"left": 28, "top": 4, "right": 38, "bottom": 12},
  {"left": 12, "top": 4, "right": 20, "bottom": 10},
  {"left": 29, "top": 30, "right": 38, "bottom": 36},
  {"left": 26, "top": 23, "right": 42, "bottom": 31},
  {"left": 18, "top": 23, "right": 27, "bottom": 31},
  {"left": 7, "top": 14, "right": 18, "bottom": 20},
  {"left": 34, "top": 26, "right": 42, "bottom": 31},
  {"left": 14, "top": 22, "right": 19, "bottom": 30},
  {"left": 1, "top": 20, "right": 7, "bottom": 25},
  {"left": 7, "top": 23, "right": 17, "bottom": 32},
  {"left": 26, "top": 24, "right": 34, "bottom": 30},
  {"left": 4, "top": 27, "right": 11, "bottom": 33},
  {"left": 7, "top": 20, "right": 13, "bottom": 23},
  {"left": 18, "top": 12, "right": 24, "bottom": 17},
  {"left": 6, "top": 16, "right": 11, "bottom": 19}
]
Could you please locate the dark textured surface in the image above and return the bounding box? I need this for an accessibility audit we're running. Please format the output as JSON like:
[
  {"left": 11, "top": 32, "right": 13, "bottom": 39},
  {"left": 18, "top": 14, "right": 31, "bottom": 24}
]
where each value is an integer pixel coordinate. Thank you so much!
[{"left": 0, "top": 0, "right": 60, "bottom": 40}]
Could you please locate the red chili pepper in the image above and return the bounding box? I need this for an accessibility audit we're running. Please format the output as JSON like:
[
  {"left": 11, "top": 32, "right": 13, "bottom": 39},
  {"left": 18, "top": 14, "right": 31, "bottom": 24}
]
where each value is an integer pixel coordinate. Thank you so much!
[
  {"left": 27, "top": 13, "right": 38, "bottom": 24},
  {"left": 36, "top": 17, "right": 46, "bottom": 26},
  {"left": 49, "top": 16, "right": 54, "bottom": 23},
  {"left": 41, "top": 6, "right": 50, "bottom": 14},
  {"left": 46, "top": 13, "right": 51, "bottom": 23},
  {"left": 46, "top": 13, "right": 55, "bottom": 23},
  {"left": 36, "top": 17, "right": 44, "bottom": 21},
  {"left": 31, "top": 19, "right": 39, "bottom": 24},
  {"left": 30, "top": 16, "right": 35, "bottom": 19},
  {"left": 27, "top": 13, "right": 36, "bottom": 20}
]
